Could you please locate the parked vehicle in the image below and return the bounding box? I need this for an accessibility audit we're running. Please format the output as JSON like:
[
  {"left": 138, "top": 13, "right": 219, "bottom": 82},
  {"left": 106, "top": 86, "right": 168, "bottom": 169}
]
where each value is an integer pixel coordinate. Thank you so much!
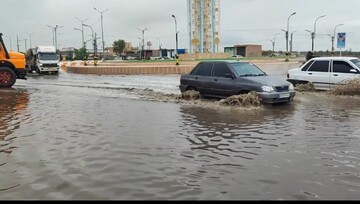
[
  {"left": 26, "top": 46, "right": 60, "bottom": 74},
  {"left": 180, "top": 61, "right": 296, "bottom": 104},
  {"left": 287, "top": 57, "right": 360, "bottom": 90},
  {"left": 0, "top": 33, "right": 27, "bottom": 87}
]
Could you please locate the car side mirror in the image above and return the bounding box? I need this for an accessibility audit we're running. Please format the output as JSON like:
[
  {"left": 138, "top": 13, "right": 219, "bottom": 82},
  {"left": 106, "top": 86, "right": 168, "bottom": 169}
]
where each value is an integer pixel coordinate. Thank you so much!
[
  {"left": 225, "top": 73, "right": 236, "bottom": 79},
  {"left": 350, "top": 69, "right": 358, "bottom": 73}
]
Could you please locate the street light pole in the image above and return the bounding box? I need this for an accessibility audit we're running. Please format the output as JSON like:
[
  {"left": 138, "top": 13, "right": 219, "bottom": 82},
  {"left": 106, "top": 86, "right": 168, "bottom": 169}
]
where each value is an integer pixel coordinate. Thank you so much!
[
  {"left": 271, "top": 33, "right": 280, "bottom": 55},
  {"left": 305, "top": 29, "right": 313, "bottom": 50},
  {"left": 93, "top": 7, "right": 109, "bottom": 60},
  {"left": 286, "top": 12, "right": 296, "bottom": 53},
  {"left": 74, "top": 28, "right": 83, "bottom": 48},
  {"left": 172, "top": 15, "right": 179, "bottom": 56},
  {"left": 172, "top": 15, "right": 179, "bottom": 65},
  {"left": 332, "top": 24, "right": 344, "bottom": 56},
  {"left": 156, "top": 37, "right": 162, "bottom": 58},
  {"left": 83, "top": 24, "right": 95, "bottom": 59},
  {"left": 46, "top": 24, "right": 63, "bottom": 52},
  {"left": 75, "top": 17, "right": 88, "bottom": 48},
  {"left": 137, "top": 28, "right": 149, "bottom": 60},
  {"left": 313, "top": 15, "right": 326, "bottom": 52},
  {"left": 290, "top": 31, "right": 296, "bottom": 53}
]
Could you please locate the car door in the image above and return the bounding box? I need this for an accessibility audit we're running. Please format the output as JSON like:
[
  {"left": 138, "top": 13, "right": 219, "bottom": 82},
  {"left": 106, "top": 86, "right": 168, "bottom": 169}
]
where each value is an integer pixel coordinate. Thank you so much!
[
  {"left": 187, "top": 62, "right": 214, "bottom": 95},
  {"left": 303, "top": 60, "right": 331, "bottom": 90},
  {"left": 330, "top": 60, "right": 360, "bottom": 88},
  {"left": 209, "top": 62, "right": 237, "bottom": 97}
]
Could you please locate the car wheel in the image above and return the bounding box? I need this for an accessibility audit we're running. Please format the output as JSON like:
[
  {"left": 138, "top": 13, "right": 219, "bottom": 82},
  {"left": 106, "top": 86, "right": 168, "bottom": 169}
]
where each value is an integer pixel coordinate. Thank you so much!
[
  {"left": 187, "top": 86, "right": 197, "bottom": 91},
  {"left": 0, "top": 67, "right": 17, "bottom": 88}
]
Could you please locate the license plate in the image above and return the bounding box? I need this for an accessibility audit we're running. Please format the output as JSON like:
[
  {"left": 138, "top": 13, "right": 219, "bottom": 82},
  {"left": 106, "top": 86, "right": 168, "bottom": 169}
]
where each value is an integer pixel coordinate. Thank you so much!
[{"left": 279, "top": 93, "right": 290, "bottom": 98}]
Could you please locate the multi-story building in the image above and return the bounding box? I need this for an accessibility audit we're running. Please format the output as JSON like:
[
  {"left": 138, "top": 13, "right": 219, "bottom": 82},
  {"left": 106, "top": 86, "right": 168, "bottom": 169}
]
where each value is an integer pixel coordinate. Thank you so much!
[{"left": 187, "top": 0, "right": 220, "bottom": 53}]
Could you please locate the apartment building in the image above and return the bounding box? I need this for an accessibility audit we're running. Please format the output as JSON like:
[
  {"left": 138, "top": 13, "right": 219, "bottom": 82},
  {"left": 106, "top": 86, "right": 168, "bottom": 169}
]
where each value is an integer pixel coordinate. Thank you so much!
[{"left": 187, "top": 0, "right": 220, "bottom": 53}]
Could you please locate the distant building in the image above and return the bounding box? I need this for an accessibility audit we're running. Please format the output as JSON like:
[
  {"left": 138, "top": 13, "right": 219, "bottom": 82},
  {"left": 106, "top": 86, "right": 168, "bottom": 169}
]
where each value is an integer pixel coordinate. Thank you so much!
[
  {"left": 224, "top": 45, "right": 263, "bottom": 57},
  {"left": 187, "top": 0, "right": 220, "bottom": 54}
]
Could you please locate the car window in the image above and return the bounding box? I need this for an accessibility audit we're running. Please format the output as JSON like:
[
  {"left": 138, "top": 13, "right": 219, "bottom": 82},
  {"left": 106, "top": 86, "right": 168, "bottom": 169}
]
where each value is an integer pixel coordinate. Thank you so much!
[
  {"left": 190, "top": 63, "right": 202, "bottom": 75},
  {"left": 308, "top": 61, "right": 330, "bottom": 72},
  {"left": 333, "top": 61, "right": 355, "bottom": 73},
  {"left": 213, "top": 62, "right": 232, "bottom": 77},
  {"left": 196, "top": 62, "right": 213, "bottom": 76},
  {"left": 301, "top": 60, "right": 315, "bottom": 71},
  {"left": 231, "top": 62, "right": 266, "bottom": 77},
  {"left": 350, "top": 59, "right": 360, "bottom": 69}
]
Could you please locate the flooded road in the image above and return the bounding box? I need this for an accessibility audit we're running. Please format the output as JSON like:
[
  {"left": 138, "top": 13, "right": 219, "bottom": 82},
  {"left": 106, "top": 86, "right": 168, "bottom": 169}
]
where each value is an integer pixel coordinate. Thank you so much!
[{"left": 1, "top": 62, "right": 360, "bottom": 200}]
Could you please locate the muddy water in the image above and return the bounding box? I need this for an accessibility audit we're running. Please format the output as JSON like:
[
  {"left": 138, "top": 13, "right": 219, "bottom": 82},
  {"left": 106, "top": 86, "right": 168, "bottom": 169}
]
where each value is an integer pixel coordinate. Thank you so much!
[{"left": 1, "top": 62, "right": 360, "bottom": 200}]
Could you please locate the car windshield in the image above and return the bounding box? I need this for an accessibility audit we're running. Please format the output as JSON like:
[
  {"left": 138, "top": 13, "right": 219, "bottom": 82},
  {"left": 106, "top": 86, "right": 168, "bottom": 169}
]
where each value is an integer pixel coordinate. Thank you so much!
[
  {"left": 351, "top": 59, "right": 360, "bottom": 69},
  {"left": 231, "top": 62, "right": 266, "bottom": 77},
  {"left": 38, "top": 53, "right": 58, "bottom": 61}
]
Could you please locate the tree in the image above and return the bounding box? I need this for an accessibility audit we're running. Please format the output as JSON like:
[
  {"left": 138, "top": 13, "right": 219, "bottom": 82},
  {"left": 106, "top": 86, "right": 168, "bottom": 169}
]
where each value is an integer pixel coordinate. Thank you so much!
[
  {"left": 113, "top": 39, "right": 126, "bottom": 56},
  {"left": 74, "top": 46, "right": 89, "bottom": 61}
]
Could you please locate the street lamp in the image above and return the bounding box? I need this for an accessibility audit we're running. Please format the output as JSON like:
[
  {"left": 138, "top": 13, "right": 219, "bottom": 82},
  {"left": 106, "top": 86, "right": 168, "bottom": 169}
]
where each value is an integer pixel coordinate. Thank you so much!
[
  {"left": 332, "top": 24, "right": 344, "bottom": 56},
  {"left": 75, "top": 17, "right": 88, "bottom": 48},
  {"left": 285, "top": 12, "right": 296, "bottom": 53},
  {"left": 93, "top": 7, "right": 109, "bottom": 60},
  {"left": 83, "top": 24, "right": 95, "bottom": 59},
  {"left": 270, "top": 33, "right": 280, "bottom": 55},
  {"left": 156, "top": 37, "right": 162, "bottom": 58},
  {"left": 305, "top": 29, "right": 313, "bottom": 50},
  {"left": 74, "top": 28, "right": 83, "bottom": 48},
  {"left": 290, "top": 31, "right": 297, "bottom": 53},
  {"left": 172, "top": 15, "right": 180, "bottom": 65},
  {"left": 137, "top": 28, "right": 149, "bottom": 60},
  {"left": 46, "top": 24, "right": 63, "bottom": 52},
  {"left": 312, "top": 15, "right": 326, "bottom": 52}
]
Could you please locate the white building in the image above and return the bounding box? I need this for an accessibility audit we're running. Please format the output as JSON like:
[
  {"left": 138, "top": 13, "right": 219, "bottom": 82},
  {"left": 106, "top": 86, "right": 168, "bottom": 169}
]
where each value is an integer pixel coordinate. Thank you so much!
[{"left": 187, "top": 0, "right": 220, "bottom": 53}]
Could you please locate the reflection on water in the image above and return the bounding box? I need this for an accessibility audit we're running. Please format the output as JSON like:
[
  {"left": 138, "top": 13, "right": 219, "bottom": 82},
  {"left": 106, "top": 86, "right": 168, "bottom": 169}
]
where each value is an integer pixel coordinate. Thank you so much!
[
  {"left": 0, "top": 89, "right": 30, "bottom": 193},
  {"left": 0, "top": 89, "right": 30, "bottom": 151}
]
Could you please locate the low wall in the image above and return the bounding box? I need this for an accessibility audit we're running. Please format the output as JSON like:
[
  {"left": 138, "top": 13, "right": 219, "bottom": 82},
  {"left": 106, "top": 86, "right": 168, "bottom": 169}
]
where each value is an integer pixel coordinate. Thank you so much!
[
  {"left": 66, "top": 65, "right": 196, "bottom": 75},
  {"left": 179, "top": 53, "right": 230, "bottom": 60}
]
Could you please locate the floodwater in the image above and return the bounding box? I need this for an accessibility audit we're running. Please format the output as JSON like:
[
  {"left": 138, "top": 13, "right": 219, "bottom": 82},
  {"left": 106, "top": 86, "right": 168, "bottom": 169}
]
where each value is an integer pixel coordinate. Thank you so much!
[{"left": 1, "top": 62, "right": 360, "bottom": 200}]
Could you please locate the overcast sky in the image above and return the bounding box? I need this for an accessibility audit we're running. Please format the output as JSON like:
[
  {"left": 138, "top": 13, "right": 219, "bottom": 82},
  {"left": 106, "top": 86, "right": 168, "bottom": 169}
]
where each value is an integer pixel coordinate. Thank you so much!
[{"left": 3, "top": 0, "right": 360, "bottom": 53}]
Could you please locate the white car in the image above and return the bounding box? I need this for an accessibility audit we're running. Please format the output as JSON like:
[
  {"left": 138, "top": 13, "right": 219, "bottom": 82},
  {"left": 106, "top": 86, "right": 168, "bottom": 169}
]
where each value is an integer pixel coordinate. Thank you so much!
[{"left": 287, "top": 57, "right": 360, "bottom": 90}]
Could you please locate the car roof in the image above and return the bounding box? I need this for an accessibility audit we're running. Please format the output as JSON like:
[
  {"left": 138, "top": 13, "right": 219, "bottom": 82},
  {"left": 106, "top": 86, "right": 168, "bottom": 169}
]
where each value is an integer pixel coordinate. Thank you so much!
[
  {"left": 199, "top": 60, "right": 248, "bottom": 64},
  {"left": 311, "top": 57, "right": 359, "bottom": 61}
]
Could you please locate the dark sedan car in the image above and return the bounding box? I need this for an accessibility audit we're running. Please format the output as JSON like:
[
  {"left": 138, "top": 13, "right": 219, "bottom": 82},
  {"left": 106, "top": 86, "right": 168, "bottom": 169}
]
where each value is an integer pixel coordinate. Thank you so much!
[{"left": 179, "top": 61, "right": 296, "bottom": 104}]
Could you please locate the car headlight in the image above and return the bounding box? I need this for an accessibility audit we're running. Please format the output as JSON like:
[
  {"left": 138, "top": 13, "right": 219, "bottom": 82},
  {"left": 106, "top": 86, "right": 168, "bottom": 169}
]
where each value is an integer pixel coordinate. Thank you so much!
[
  {"left": 289, "top": 84, "right": 295, "bottom": 91},
  {"left": 262, "top": 86, "right": 275, "bottom": 93},
  {"left": 39, "top": 64, "right": 43, "bottom": 67}
]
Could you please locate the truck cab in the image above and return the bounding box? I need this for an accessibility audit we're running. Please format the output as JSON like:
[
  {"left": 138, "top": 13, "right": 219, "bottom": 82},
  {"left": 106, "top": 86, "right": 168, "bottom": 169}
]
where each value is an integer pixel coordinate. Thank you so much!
[
  {"left": 0, "top": 33, "right": 27, "bottom": 87},
  {"left": 26, "top": 46, "right": 60, "bottom": 74}
]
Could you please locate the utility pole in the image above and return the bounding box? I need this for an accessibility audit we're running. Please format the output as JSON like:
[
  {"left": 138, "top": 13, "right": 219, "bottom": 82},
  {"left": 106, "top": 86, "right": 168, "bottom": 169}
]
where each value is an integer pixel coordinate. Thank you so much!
[
  {"left": 16, "top": 35, "right": 20, "bottom": 52},
  {"left": 26, "top": 32, "right": 34, "bottom": 48},
  {"left": 23, "top": 38, "right": 27, "bottom": 52},
  {"left": 94, "top": 7, "right": 109, "bottom": 60}
]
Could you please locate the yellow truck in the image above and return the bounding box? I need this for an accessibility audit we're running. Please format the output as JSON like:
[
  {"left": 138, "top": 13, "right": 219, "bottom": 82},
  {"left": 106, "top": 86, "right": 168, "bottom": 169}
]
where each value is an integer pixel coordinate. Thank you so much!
[{"left": 0, "top": 33, "right": 27, "bottom": 87}]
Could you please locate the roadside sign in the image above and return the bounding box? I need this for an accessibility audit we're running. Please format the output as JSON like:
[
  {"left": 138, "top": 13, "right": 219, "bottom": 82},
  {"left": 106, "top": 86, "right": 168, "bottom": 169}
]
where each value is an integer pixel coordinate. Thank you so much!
[{"left": 337, "top": 33, "right": 346, "bottom": 49}]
